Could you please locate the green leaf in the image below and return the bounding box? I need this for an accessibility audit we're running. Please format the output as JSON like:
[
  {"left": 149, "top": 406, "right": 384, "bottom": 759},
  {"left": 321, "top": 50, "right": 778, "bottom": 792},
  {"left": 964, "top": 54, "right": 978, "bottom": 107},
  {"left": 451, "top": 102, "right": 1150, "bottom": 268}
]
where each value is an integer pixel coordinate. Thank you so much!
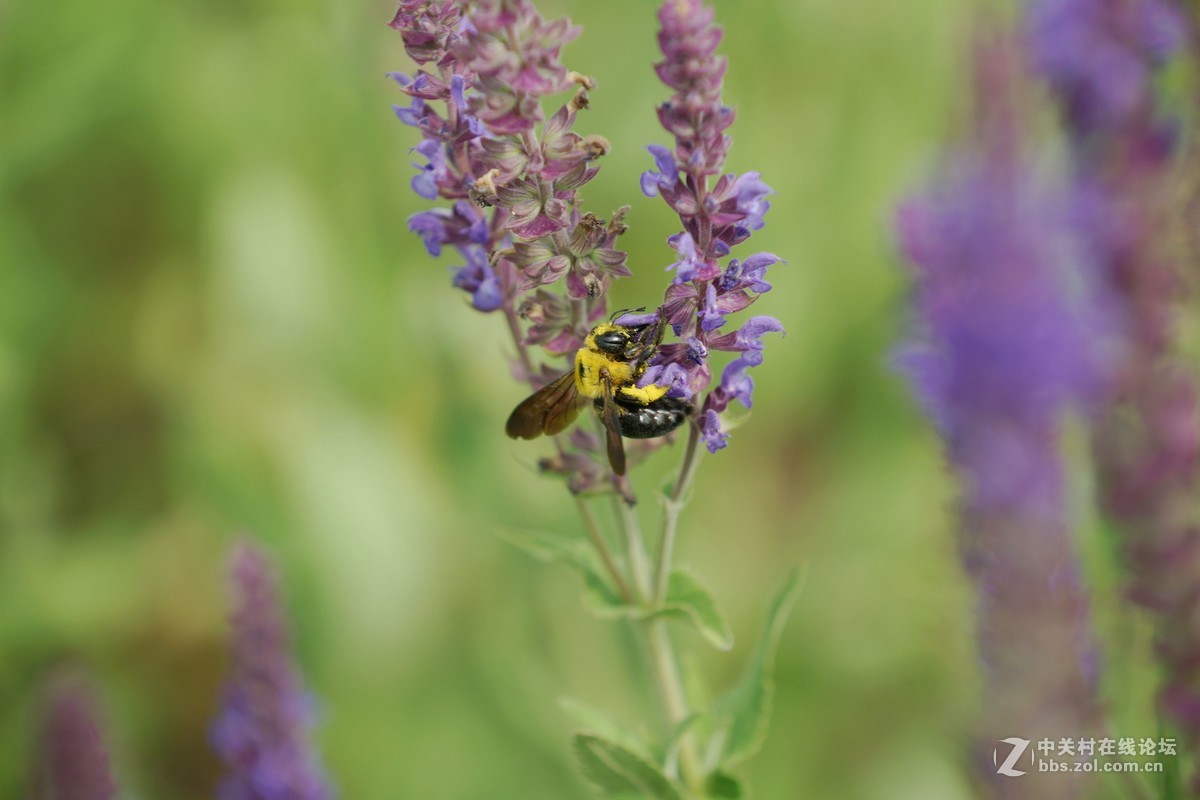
[
  {"left": 652, "top": 569, "right": 734, "bottom": 651},
  {"left": 706, "top": 771, "right": 744, "bottom": 799},
  {"left": 558, "top": 697, "right": 646, "bottom": 754},
  {"left": 498, "top": 528, "right": 630, "bottom": 617},
  {"left": 581, "top": 568, "right": 631, "bottom": 618},
  {"left": 713, "top": 567, "right": 803, "bottom": 768},
  {"left": 573, "top": 733, "right": 683, "bottom": 800},
  {"left": 497, "top": 527, "right": 593, "bottom": 571}
]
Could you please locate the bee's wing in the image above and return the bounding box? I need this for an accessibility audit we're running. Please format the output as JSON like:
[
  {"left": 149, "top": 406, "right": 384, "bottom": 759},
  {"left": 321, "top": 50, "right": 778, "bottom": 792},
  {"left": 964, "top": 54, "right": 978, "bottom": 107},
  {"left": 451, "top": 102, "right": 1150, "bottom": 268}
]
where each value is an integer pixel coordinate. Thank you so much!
[
  {"left": 505, "top": 371, "right": 584, "bottom": 439},
  {"left": 598, "top": 372, "right": 627, "bottom": 476}
]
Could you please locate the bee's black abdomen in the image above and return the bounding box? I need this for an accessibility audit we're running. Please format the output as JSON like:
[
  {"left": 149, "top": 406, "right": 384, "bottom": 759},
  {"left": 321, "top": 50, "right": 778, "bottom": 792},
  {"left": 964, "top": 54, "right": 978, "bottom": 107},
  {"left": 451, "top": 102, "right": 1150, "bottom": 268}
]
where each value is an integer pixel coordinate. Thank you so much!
[{"left": 595, "top": 396, "right": 691, "bottom": 439}]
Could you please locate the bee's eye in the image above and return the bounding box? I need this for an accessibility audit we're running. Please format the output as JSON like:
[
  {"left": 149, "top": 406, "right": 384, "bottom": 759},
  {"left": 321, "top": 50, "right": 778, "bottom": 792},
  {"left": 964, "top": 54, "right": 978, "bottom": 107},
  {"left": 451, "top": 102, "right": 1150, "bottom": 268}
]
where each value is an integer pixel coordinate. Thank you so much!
[{"left": 595, "top": 330, "right": 627, "bottom": 354}]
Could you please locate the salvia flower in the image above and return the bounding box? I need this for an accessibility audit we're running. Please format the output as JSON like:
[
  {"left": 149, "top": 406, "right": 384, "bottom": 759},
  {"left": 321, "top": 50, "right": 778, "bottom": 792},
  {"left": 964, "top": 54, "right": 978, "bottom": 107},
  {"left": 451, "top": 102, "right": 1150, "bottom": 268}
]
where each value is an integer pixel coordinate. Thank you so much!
[
  {"left": 392, "top": 0, "right": 782, "bottom": 479},
  {"left": 1030, "top": 0, "right": 1200, "bottom": 785},
  {"left": 641, "top": 0, "right": 783, "bottom": 452},
  {"left": 392, "top": 0, "right": 652, "bottom": 486},
  {"left": 211, "top": 541, "right": 332, "bottom": 800},
  {"left": 34, "top": 673, "right": 119, "bottom": 800},
  {"left": 896, "top": 33, "right": 1109, "bottom": 796}
]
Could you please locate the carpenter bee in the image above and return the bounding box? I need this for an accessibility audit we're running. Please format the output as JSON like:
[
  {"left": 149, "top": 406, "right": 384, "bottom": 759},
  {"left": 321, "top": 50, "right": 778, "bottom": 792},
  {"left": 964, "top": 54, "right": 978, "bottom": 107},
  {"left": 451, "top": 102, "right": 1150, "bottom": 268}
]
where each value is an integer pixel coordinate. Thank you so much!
[{"left": 506, "top": 313, "right": 691, "bottom": 475}]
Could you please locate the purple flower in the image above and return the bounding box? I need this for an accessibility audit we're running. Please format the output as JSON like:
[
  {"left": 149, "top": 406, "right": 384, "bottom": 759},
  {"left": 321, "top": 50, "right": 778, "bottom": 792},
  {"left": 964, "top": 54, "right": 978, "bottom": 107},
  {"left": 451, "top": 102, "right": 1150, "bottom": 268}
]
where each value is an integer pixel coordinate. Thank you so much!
[
  {"left": 211, "top": 541, "right": 332, "bottom": 800},
  {"left": 640, "top": 144, "right": 679, "bottom": 197},
  {"left": 718, "top": 253, "right": 776, "bottom": 293},
  {"left": 392, "top": 95, "right": 426, "bottom": 128},
  {"left": 638, "top": 361, "right": 691, "bottom": 399},
  {"left": 698, "top": 284, "right": 726, "bottom": 332},
  {"left": 728, "top": 172, "right": 772, "bottom": 231},
  {"left": 408, "top": 210, "right": 450, "bottom": 256},
  {"left": 1027, "top": 0, "right": 1184, "bottom": 136},
  {"left": 388, "top": 0, "right": 463, "bottom": 64},
  {"left": 896, "top": 161, "right": 1113, "bottom": 455},
  {"left": 35, "top": 673, "right": 119, "bottom": 800},
  {"left": 699, "top": 409, "right": 728, "bottom": 453},
  {"left": 455, "top": 0, "right": 580, "bottom": 134},
  {"left": 664, "top": 231, "right": 711, "bottom": 284},
  {"left": 410, "top": 137, "right": 449, "bottom": 200},
  {"left": 452, "top": 246, "right": 503, "bottom": 312},
  {"left": 700, "top": 316, "right": 782, "bottom": 422},
  {"left": 653, "top": 0, "right": 731, "bottom": 179},
  {"left": 1032, "top": 0, "right": 1200, "bottom": 781},
  {"left": 896, "top": 33, "right": 1109, "bottom": 791},
  {"left": 407, "top": 201, "right": 489, "bottom": 258},
  {"left": 636, "top": 0, "right": 782, "bottom": 454}
]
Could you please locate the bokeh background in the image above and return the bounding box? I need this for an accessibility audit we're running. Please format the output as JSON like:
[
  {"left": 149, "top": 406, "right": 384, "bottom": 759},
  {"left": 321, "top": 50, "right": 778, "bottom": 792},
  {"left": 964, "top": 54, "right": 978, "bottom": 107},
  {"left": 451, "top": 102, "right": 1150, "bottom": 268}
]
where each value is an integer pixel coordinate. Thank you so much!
[{"left": 0, "top": 0, "right": 1167, "bottom": 797}]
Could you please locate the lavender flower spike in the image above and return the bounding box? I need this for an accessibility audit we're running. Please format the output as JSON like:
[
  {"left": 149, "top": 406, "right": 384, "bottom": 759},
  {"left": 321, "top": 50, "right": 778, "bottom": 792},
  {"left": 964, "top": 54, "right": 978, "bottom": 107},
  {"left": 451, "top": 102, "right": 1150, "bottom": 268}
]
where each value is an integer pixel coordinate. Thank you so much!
[
  {"left": 34, "top": 673, "right": 119, "bottom": 800},
  {"left": 896, "top": 34, "right": 1107, "bottom": 798},
  {"left": 211, "top": 541, "right": 332, "bottom": 800}
]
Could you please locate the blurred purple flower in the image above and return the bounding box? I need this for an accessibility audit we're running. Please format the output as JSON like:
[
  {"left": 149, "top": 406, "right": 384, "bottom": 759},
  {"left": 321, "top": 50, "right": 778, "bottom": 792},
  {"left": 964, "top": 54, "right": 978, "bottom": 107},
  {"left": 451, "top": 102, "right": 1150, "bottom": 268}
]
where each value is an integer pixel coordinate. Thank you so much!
[
  {"left": 896, "top": 30, "right": 1111, "bottom": 794},
  {"left": 1032, "top": 0, "right": 1200, "bottom": 782},
  {"left": 211, "top": 541, "right": 332, "bottom": 800},
  {"left": 1027, "top": 0, "right": 1184, "bottom": 137},
  {"left": 35, "top": 674, "right": 118, "bottom": 800}
]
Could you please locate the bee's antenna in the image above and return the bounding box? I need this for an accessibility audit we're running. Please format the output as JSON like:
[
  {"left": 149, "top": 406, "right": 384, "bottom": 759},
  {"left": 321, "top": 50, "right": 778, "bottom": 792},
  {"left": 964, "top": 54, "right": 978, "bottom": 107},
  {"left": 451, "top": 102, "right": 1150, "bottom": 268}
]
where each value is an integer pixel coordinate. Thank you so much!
[{"left": 610, "top": 306, "right": 646, "bottom": 322}]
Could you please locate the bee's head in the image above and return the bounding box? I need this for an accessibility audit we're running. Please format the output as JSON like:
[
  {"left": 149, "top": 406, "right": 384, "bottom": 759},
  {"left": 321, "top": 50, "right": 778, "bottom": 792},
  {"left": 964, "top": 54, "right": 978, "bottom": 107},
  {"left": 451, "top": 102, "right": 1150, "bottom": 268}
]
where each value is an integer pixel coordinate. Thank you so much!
[{"left": 588, "top": 324, "right": 630, "bottom": 357}]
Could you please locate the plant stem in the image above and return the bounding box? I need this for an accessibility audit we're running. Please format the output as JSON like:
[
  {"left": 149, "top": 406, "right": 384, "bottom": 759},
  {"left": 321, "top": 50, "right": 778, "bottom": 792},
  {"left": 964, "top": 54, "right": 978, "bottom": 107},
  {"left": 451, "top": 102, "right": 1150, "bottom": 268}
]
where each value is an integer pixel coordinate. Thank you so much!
[
  {"left": 576, "top": 497, "right": 632, "bottom": 604},
  {"left": 614, "top": 496, "right": 653, "bottom": 602},
  {"left": 645, "top": 619, "right": 704, "bottom": 794},
  {"left": 654, "top": 422, "right": 702, "bottom": 603},
  {"left": 503, "top": 303, "right": 537, "bottom": 386},
  {"left": 610, "top": 495, "right": 705, "bottom": 794}
]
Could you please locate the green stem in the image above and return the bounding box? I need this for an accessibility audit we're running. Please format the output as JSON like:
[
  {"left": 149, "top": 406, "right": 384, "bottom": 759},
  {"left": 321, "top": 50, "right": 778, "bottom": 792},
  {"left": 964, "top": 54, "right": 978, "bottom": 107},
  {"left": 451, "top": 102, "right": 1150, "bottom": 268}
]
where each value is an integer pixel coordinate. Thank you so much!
[
  {"left": 615, "top": 496, "right": 653, "bottom": 603},
  {"left": 576, "top": 497, "right": 632, "bottom": 605},
  {"left": 611, "top": 496, "right": 705, "bottom": 795},
  {"left": 645, "top": 619, "right": 704, "bottom": 794},
  {"left": 654, "top": 423, "right": 702, "bottom": 603}
]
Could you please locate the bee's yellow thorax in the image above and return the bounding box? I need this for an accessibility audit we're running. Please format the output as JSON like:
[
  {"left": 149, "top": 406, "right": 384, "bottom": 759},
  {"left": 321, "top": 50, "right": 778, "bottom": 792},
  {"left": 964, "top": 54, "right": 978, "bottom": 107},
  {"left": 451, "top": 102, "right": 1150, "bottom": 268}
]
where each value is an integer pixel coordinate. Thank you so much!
[{"left": 574, "top": 348, "right": 669, "bottom": 406}]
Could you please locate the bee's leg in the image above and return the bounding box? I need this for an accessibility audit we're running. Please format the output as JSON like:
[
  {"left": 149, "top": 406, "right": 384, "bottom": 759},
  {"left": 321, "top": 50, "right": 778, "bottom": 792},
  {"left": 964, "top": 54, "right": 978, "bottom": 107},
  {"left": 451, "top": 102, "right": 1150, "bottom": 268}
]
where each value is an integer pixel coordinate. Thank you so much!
[
  {"left": 650, "top": 309, "right": 666, "bottom": 347},
  {"left": 613, "top": 473, "right": 637, "bottom": 506}
]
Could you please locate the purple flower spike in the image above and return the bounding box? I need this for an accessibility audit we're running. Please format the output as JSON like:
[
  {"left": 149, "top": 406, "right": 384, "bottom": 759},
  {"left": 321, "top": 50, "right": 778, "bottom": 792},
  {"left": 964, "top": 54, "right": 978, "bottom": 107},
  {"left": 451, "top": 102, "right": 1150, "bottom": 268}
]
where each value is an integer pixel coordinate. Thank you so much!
[
  {"left": 1032, "top": 0, "right": 1200, "bottom": 785},
  {"left": 391, "top": 0, "right": 781, "bottom": 480},
  {"left": 633, "top": 0, "right": 782, "bottom": 454},
  {"left": 35, "top": 673, "right": 119, "bottom": 800},
  {"left": 211, "top": 540, "right": 333, "bottom": 800},
  {"left": 896, "top": 31, "right": 1108, "bottom": 794}
]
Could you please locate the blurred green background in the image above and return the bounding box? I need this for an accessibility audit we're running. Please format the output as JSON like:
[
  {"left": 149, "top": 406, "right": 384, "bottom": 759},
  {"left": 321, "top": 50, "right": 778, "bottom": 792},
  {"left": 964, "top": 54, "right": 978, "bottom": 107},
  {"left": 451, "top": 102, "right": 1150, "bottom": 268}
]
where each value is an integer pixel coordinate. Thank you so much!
[{"left": 1, "top": 0, "right": 1163, "bottom": 797}]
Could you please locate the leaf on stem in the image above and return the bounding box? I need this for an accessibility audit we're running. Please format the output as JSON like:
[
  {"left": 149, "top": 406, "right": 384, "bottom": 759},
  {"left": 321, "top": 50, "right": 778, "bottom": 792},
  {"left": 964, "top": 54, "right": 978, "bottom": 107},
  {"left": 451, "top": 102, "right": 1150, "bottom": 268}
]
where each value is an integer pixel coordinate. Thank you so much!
[
  {"left": 498, "top": 527, "right": 593, "bottom": 570},
  {"left": 706, "top": 770, "right": 744, "bottom": 798},
  {"left": 498, "top": 528, "right": 627, "bottom": 609},
  {"left": 711, "top": 566, "right": 803, "bottom": 768},
  {"left": 558, "top": 696, "right": 648, "bottom": 754},
  {"left": 573, "top": 732, "right": 683, "bottom": 799},
  {"left": 582, "top": 569, "right": 631, "bottom": 617},
  {"left": 651, "top": 569, "right": 734, "bottom": 651}
]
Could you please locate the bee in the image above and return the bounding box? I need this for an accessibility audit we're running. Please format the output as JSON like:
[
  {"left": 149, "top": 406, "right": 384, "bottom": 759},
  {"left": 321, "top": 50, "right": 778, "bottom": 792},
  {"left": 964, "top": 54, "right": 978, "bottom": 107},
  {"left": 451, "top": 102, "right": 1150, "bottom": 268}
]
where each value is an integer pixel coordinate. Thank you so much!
[{"left": 506, "top": 313, "right": 691, "bottom": 476}]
